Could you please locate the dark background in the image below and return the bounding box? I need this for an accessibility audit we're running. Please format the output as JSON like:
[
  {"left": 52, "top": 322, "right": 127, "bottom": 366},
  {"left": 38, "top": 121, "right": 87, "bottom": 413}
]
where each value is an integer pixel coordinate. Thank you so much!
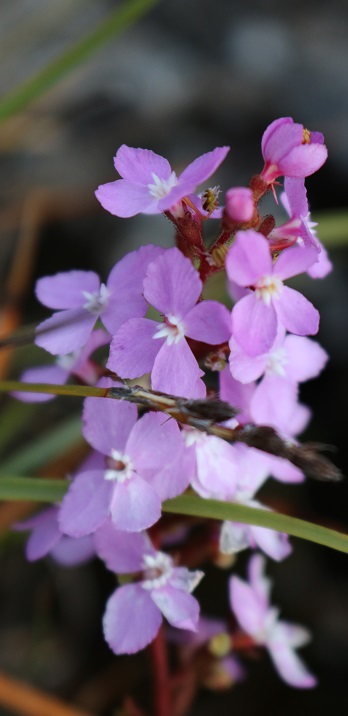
[{"left": 1, "top": 0, "right": 348, "bottom": 713}]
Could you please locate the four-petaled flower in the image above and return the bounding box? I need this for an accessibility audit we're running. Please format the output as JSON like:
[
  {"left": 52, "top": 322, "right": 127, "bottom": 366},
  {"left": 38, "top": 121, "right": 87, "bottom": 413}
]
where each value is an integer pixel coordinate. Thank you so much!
[{"left": 95, "top": 144, "right": 230, "bottom": 217}]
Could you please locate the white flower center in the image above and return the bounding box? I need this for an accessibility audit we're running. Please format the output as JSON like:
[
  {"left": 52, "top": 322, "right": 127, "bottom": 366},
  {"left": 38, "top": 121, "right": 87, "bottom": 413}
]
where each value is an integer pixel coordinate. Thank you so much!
[
  {"left": 148, "top": 171, "right": 178, "bottom": 200},
  {"left": 82, "top": 283, "right": 110, "bottom": 315},
  {"left": 254, "top": 275, "right": 283, "bottom": 305},
  {"left": 104, "top": 450, "right": 134, "bottom": 483},
  {"left": 265, "top": 346, "right": 288, "bottom": 377},
  {"left": 183, "top": 427, "right": 207, "bottom": 448},
  {"left": 141, "top": 551, "right": 173, "bottom": 590},
  {"left": 154, "top": 313, "right": 186, "bottom": 345},
  {"left": 56, "top": 351, "right": 79, "bottom": 370}
]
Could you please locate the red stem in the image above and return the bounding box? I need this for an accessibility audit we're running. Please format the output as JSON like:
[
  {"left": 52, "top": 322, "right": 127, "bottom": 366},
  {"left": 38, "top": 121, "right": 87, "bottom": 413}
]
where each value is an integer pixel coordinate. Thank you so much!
[{"left": 150, "top": 626, "right": 171, "bottom": 716}]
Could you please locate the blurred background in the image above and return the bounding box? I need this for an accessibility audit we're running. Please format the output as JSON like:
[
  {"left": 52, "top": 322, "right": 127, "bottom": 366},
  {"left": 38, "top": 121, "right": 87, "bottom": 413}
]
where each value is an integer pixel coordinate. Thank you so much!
[{"left": 0, "top": 0, "right": 348, "bottom": 714}]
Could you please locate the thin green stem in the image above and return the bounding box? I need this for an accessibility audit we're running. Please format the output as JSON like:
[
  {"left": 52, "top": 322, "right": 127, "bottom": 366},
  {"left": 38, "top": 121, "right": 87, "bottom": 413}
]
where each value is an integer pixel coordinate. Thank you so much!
[{"left": 0, "top": 0, "right": 159, "bottom": 122}]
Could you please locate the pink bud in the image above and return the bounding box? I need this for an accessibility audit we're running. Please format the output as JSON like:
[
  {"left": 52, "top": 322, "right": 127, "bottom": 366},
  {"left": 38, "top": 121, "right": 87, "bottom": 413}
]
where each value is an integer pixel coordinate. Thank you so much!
[{"left": 225, "top": 187, "right": 254, "bottom": 223}]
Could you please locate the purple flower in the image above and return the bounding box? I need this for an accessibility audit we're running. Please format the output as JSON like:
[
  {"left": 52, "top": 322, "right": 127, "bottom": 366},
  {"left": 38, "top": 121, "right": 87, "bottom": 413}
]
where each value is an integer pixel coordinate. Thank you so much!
[
  {"left": 95, "top": 522, "right": 203, "bottom": 654},
  {"left": 35, "top": 245, "right": 163, "bottom": 355},
  {"left": 229, "top": 555, "right": 317, "bottom": 688},
  {"left": 260, "top": 117, "right": 327, "bottom": 185},
  {"left": 14, "top": 506, "right": 95, "bottom": 566},
  {"left": 59, "top": 378, "right": 187, "bottom": 536},
  {"left": 226, "top": 230, "right": 320, "bottom": 356},
  {"left": 95, "top": 144, "right": 230, "bottom": 218},
  {"left": 108, "top": 247, "right": 231, "bottom": 397},
  {"left": 13, "top": 329, "right": 109, "bottom": 402}
]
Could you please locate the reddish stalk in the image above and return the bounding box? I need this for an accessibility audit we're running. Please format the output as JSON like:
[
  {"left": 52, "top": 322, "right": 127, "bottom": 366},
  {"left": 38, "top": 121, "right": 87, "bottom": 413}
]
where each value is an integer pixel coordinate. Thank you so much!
[{"left": 150, "top": 626, "right": 171, "bottom": 716}]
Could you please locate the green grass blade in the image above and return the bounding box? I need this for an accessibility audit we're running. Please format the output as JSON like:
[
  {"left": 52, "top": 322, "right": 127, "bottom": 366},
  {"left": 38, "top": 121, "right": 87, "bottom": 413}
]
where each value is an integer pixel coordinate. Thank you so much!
[
  {"left": 0, "top": 416, "right": 83, "bottom": 475},
  {"left": 0, "top": 478, "right": 347, "bottom": 554},
  {"left": 0, "top": 0, "right": 159, "bottom": 122},
  {"left": 0, "top": 477, "right": 67, "bottom": 502}
]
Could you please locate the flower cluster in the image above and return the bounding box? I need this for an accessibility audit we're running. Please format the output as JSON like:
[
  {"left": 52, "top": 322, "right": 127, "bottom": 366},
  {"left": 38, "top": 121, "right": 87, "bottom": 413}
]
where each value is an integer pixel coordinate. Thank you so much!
[{"left": 15, "top": 117, "right": 331, "bottom": 689}]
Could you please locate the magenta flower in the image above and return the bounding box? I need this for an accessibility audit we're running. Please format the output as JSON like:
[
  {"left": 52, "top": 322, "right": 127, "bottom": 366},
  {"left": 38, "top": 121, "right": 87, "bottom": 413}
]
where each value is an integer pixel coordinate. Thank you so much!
[
  {"left": 14, "top": 507, "right": 95, "bottom": 567},
  {"left": 95, "top": 144, "right": 230, "bottom": 218},
  {"left": 226, "top": 230, "right": 320, "bottom": 356},
  {"left": 59, "top": 378, "right": 187, "bottom": 536},
  {"left": 35, "top": 244, "right": 163, "bottom": 355},
  {"left": 13, "top": 329, "right": 109, "bottom": 402},
  {"left": 260, "top": 117, "right": 327, "bottom": 185},
  {"left": 95, "top": 522, "right": 203, "bottom": 654},
  {"left": 108, "top": 247, "right": 231, "bottom": 398},
  {"left": 229, "top": 555, "right": 317, "bottom": 688}
]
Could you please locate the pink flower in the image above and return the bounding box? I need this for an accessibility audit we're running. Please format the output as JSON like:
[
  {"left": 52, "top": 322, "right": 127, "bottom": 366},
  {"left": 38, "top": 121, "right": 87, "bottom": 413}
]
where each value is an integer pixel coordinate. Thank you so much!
[
  {"left": 226, "top": 230, "right": 320, "bottom": 356},
  {"left": 95, "top": 522, "right": 203, "bottom": 654},
  {"left": 272, "top": 177, "right": 332, "bottom": 279},
  {"left": 229, "top": 555, "right": 317, "bottom": 688},
  {"left": 95, "top": 144, "right": 230, "bottom": 217},
  {"left": 108, "top": 247, "right": 231, "bottom": 398},
  {"left": 261, "top": 117, "right": 327, "bottom": 185},
  {"left": 35, "top": 245, "right": 163, "bottom": 355},
  {"left": 59, "top": 378, "right": 187, "bottom": 536}
]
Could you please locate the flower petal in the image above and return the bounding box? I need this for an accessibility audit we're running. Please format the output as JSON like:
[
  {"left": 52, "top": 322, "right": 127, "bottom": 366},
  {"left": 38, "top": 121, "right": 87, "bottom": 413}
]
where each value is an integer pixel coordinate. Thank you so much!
[
  {"left": 226, "top": 230, "right": 273, "bottom": 287},
  {"left": 59, "top": 471, "right": 112, "bottom": 537},
  {"left": 103, "top": 583, "right": 162, "bottom": 654},
  {"left": 95, "top": 179, "right": 157, "bottom": 217},
  {"left": 151, "top": 585, "right": 200, "bottom": 631},
  {"left": 107, "top": 318, "right": 160, "bottom": 378},
  {"left": 114, "top": 145, "right": 172, "bottom": 183},
  {"left": 36, "top": 271, "right": 100, "bottom": 309},
  {"left": 152, "top": 340, "right": 204, "bottom": 398},
  {"left": 232, "top": 294, "right": 278, "bottom": 356},
  {"left": 185, "top": 300, "right": 231, "bottom": 344},
  {"left": 95, "top": 521, "right": 154, "bottom": 573},
  {"left": 35, "top": 308, "right": 96, "bottom": 355},
  {"left": 144, "top": 248, "right": 201, "bottom": 318},
  {"left": 178, "top": 146, "right": 230, "bottom": 189},
  {"left": 275, "top": 286, "right": 319, "bottom": 336},
  {"left": 110, "top": 476, "right": 162, "bottom": 531}
]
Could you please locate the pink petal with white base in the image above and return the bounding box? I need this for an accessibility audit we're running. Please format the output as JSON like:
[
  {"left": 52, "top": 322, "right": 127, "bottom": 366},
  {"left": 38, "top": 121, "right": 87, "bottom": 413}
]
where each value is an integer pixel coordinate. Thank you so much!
[
  {"left": 110, "top": 476, "right": 161, "bottom": 532},
  {"left": 152, "top": 586, "right": 199, "bottom": 631},
  {"left": 95, "top": 179, "right": 157, "bottom": 217},
  {"left": 103, "top": 583, "right": 162, "bottom": 654},
  {"left": 36, "top": 271, "right": 99, "bottom": 309},
  {"left": 275, "top": 286, "right": 319, "bottom": 336},
  {"left": 184, "top": 301, "right": 231, "bottom": 344},
  {"left": 108, "top": 318, "right": 161, "bottom": 378}
]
